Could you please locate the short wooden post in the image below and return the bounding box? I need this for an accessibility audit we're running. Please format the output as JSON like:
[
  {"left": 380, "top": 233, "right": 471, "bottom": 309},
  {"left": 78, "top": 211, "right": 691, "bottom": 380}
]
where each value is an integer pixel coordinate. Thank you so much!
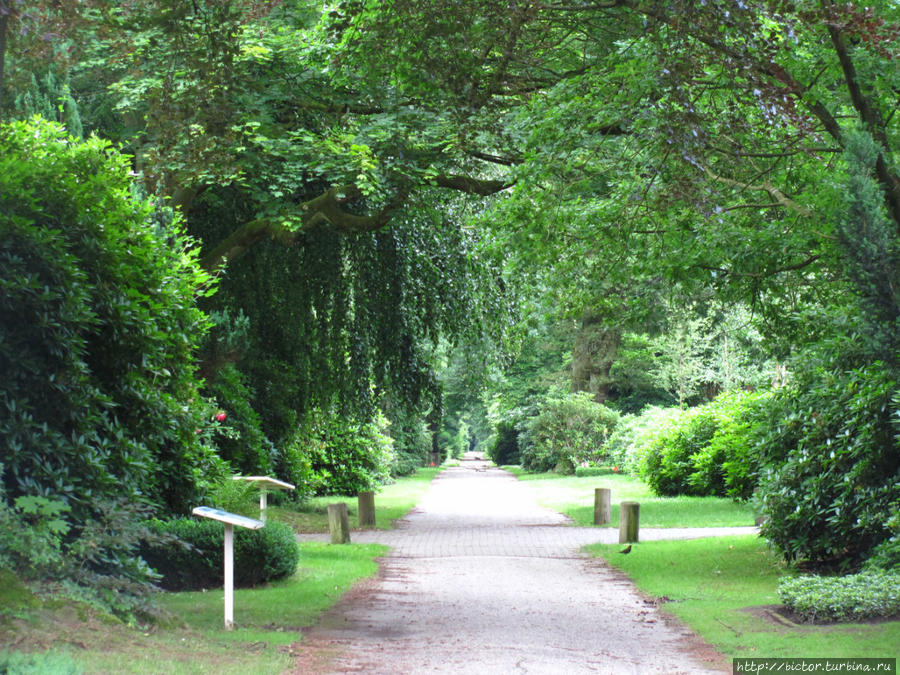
[
  {"left": 327, "top": 503, "right": 351, "bottom": 544},
  {"left": 358, "top": 490, "right": 376, "bottom": 528},
  {"left": 619, "top": 501, "right": 640, "bottom": 543},
  {"left": 593, "top": 488, "right": 611, "bottom": 525}
]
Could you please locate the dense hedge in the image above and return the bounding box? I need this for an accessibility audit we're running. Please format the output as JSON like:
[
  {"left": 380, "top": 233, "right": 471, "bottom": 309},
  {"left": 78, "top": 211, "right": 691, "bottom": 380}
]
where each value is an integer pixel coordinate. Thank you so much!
[
  {"left": 0, "top": 118, "right": 222, "bottom": 521},
  {"left": 636, "top": 391, "right": 770, "bottom": 498},
  {"left": 302, "top": 408, "right": 394, "bottom": 495},
  {"left": 141, "top": 518, "right": 299, "bottom": 591},
  {"left": 757, "top": 364, "right": 900, "bottom": 569},
  {"left": 487, "top": 420, "right": 521, "bottom": 466}
]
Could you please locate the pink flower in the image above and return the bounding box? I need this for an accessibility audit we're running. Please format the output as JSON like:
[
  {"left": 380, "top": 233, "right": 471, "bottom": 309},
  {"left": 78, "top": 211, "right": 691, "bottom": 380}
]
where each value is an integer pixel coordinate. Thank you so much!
[{"left": 215, "top": 411, "right": 227, "bottom": 422}]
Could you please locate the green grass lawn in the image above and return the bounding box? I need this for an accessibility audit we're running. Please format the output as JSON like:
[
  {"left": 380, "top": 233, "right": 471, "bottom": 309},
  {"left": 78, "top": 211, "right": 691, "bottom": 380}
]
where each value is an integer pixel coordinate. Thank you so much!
[
  {"left": 506, "top": 467, "right": 757, "bottom": 527},
  {"left": 588, "top": 536, "right": 900, "bottom": 661}
]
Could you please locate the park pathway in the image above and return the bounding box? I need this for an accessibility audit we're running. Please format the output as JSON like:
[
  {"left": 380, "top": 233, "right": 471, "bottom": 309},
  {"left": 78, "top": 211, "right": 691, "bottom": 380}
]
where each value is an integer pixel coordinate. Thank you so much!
[{"left": 293, "top": 455, "right": 754, "bottom": 674}]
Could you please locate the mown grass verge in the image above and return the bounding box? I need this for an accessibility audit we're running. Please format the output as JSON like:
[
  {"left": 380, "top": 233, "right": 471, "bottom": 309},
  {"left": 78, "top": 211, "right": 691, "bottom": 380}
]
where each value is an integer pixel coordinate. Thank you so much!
[
  {"left": 588, "top": 535, "right": 900, "bottom": 660},
  {"left": 506, "top": 468, "right": 756, "bottom": 527}
]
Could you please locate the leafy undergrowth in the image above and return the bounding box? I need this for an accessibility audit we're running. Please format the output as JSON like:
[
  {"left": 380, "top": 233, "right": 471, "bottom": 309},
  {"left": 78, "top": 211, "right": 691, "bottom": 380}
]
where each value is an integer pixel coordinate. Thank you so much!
[
  {"left": 588, "top": 535, "right": 900, "bottom": 659},
  {"left": 268, "top": 466, "right": 442, "bottom": 533},
  {"left": 779, "top": 571, "right": 900, "bottom": 623},
  {"left": 508, "top": 468, "right": 756, "bottom": 527},
  {"left": 1, "top": 542, "right": 387, "bottom": 675}
]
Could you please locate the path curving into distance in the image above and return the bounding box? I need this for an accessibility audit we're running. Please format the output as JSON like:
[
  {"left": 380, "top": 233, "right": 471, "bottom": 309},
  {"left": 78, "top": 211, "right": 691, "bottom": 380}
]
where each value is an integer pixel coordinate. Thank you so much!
[{"left": 293, "top": 454, "right": 755, "bottom": 674}]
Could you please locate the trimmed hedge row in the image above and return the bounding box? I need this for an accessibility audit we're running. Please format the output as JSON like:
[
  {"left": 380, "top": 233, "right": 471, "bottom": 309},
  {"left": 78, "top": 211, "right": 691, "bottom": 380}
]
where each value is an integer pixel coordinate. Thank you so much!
[{"left": 141, "top": 518, "right": 299, "bottom": 591}]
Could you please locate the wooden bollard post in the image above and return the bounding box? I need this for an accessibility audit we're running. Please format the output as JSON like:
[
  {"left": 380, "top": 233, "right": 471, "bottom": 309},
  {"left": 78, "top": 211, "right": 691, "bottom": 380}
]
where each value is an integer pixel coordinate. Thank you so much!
[
  {"left": 593, "top": 488, "right": 611, "bottom": 525},
  {"left": 358, "top": 490, "right": 376, "bottom": 528},
  {"left": 619, "top": 501, "right": 640, "bottom": 543},
  {"left": 327, "top": 503, "right": 351, "bottom": 544}
]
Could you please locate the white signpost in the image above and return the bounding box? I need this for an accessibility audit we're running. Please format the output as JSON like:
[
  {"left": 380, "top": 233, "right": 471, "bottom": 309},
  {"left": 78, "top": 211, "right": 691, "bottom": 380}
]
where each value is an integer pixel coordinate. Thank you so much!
[
  {"left": 232, "top": 475, "right": 295, "bottom": 522},
  {"left": 192, "top": 506, "right": 264, "bottom": 629}
]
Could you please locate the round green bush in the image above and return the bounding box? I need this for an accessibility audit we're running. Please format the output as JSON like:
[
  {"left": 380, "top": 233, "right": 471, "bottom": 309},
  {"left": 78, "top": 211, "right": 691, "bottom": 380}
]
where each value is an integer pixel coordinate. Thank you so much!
[
  {"left": 640, "top": 406, "right": 721, "bottom": 496},
  {"left": 141, "top": 518, "right": 299, "bottom": 591},
  {"left": 519, "top": 392, "right": 620, "bottom": 473}
]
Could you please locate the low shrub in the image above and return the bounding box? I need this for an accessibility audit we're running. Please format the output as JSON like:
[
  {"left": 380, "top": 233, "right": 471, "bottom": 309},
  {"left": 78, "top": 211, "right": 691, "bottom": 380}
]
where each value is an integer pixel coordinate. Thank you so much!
[
  {"left": 573, "top": 466, "right": 612, "bottom": 477},
  {"left": 0, "top": 490, "right": 70, "bottom": 580},
  {"left": 0, "top": 650, "right": 82, "bottom": 675},
  {"left": 301, "top": 408, "right": 394, "bottom": 495},
  {"left": 778, "top": 570, "right": 900, "bottom": 623},
  {"left": 141, "top": 518, "right": 299, "bottom": 591},
  {"left": 519, "top": 392, "right": 620, "bottom": 473}
]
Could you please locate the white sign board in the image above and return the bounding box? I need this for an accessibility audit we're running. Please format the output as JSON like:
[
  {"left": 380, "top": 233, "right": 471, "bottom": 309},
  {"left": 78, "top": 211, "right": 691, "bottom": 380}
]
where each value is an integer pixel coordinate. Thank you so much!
[
  {"left": 192, "top": 506, "right": 264, "bottom": 629},
  {"left": 192, "top": 506, "right": 264, "bottom": 530},
  {"left": 233, "top": 476, "right": 295, "bottom": 490},
  {"left": 232, "top": 476, "right": 296, "bottom": 523}
]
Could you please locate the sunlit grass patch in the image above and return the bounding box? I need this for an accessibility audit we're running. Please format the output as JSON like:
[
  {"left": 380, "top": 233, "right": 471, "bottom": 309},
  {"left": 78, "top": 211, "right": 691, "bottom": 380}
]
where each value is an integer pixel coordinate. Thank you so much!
[{"left": 588, "top": 536, "right": 900, "bottom": 660}]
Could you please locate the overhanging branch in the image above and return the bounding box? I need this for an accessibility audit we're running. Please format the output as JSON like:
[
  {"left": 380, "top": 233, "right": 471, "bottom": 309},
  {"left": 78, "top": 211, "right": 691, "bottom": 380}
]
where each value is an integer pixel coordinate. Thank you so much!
[
  {"left": 200, "top": 185, "right": 403, "bottom": 271},
  {"left": 432, "top": 174, "right": 513, "bottom": 195},
  {"left": 200, "top": 169, "right": 507, "bottom": 271}
]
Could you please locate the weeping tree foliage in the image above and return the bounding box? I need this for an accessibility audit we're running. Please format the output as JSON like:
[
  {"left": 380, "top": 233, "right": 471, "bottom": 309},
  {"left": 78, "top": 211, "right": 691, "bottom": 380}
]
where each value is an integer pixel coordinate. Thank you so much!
[{"left": 191, "top": 182, "right": 507, "bottom": 475}]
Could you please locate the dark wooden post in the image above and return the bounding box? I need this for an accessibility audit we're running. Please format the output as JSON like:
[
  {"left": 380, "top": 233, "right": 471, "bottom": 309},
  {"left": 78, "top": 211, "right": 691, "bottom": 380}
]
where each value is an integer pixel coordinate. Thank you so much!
[
  {"left": 619, "top": 501, "right": 640, "bottom": 543},
  {"left": 327, "top": 503, "right": 350, "bottom": 544},
  {"left": 358, "top": 490, "right": 376, "bottom": 528},
  {"left": 594, "top": 488, "right": 611, "bottom": 525}
]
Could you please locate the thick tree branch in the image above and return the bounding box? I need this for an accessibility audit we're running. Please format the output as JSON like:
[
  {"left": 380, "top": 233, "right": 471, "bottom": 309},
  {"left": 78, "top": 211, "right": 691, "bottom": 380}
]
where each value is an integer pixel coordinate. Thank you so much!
[
  {"left": 469, "top": 150, "right": 523, "bottom": 167},
  {"left": 698, "top": 254, "right": 822, "bottom": 279},
  {"left": 432, "top": 174, "right": 513, "bottom": 195},
  {"left": 201, "top": 170, "right": 509, "bottom": 271},
  {"left": 700, "top": 164, "right": 812, "bottom": 217},
  {"left": 823, "top": 0, "right": 900, "bottom": 226},
  {"left": 200, "top": 185, "right": 402, "bottom": 271}
]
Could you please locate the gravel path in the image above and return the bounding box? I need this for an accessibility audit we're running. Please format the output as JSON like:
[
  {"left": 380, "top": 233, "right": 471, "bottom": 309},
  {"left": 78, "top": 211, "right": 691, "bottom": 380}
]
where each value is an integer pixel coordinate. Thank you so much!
[{"left": 293, "top": 455, "right": 755, "bottom": 674}]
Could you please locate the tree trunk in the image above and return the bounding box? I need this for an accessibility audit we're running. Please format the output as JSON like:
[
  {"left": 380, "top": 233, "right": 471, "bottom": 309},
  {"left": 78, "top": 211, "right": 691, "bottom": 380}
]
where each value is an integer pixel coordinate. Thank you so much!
[
  {"left": 572, "top": 310, "right": 621, "bottom": 404},
  {"left": 0, "top": 7, "right": 8, "bottom": 122}
]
